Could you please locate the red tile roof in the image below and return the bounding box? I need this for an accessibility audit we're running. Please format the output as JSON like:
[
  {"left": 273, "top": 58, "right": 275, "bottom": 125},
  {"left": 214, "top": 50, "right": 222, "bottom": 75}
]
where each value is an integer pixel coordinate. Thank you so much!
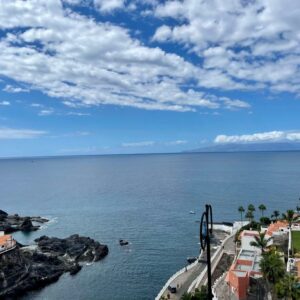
[{"left": 0, "top": 234, "right": 12, "bottom": 246}]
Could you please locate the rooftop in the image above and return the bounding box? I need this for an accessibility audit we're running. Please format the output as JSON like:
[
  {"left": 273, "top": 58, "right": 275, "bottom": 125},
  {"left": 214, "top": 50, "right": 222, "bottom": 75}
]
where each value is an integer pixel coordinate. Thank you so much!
[
  {"left": 240, "top": 230, "right": 259, "bottom": 239},
  {"left": 233, "top": 271, "right": 247, "bottom": 277},
  {"left": 233, "top": 249, "right": 262, "bottom": 276},
  {"left": 235, "top": 264, "right": 252, "bottom": 272},
  {"left": 239, "top": 250, "right": 256, "bottom": 260},
  {"left": 0, "top": 234, "right": 12, "bottom": 246},
  {"left": 267, "top": 220, "right": 288, "bottom": 236}
]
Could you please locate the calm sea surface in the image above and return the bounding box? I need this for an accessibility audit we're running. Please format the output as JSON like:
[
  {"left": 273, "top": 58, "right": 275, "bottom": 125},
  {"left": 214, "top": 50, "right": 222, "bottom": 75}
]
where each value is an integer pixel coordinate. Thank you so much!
[{"left": 0, "top": 152, "right": 300, "bottom": 300}]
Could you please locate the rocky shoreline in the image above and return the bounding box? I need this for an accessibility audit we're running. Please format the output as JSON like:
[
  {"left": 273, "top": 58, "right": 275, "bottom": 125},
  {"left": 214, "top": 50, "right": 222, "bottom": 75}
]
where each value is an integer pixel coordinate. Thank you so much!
[
  {"left": 0, "top": 209, "right": 48, "bottom": 233},
  {"left": 0, "top": 235, "right": 109, "bottom": 298},
  {"left": 0, "top": 210, "right": 109, "bottom": 299}
]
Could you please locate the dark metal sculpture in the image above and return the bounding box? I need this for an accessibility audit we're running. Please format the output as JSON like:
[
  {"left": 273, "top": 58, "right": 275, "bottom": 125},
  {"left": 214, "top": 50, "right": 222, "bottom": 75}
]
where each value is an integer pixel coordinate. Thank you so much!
[{"left": 199, "top": 204, "right": 213, "bottom": 300}]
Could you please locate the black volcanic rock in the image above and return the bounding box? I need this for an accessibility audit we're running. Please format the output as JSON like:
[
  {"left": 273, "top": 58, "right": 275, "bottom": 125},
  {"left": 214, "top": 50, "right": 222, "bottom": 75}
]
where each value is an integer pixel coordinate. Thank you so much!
[
  {"left": 20, "top": 217, "right": 36, "bottom": 231},
  {"left": 0, "top": 224, "right": 17, "bottom": 233},
  {"left": 0, "top": 209, "right": 8, "bottom": 217},
  {"left": 0, "top": 210, "right": 48, "bottom": 233},
  {"left": 0, "top": 235, "right": 108, "bottom": 298},
  {"left": 35, "top": 234, "right": 109, "bottom": 261}
]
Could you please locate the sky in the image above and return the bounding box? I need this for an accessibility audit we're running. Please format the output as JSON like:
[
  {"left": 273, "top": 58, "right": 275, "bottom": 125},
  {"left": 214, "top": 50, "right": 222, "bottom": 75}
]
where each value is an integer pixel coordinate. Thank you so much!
[{"left": 0, "top": 0, "right": 300, "bottom": 157}]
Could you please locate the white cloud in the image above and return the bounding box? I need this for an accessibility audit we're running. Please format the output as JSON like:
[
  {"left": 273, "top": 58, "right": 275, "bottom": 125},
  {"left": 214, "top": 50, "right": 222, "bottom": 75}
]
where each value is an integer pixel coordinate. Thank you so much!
[
  {"left": 153, "top": 0, "right": 300, "bottom": 95},
  {"left": 122, "top": 141, "right": 155, "bottom": 147},
  {"left": 49, "top": 131, "right": 91, "bottom": 138},
  {"left": 221, "top": 98, "right": 251, "bottom": 109},
  {"left": 38, "top": 109, "right": 54, "bottom": 116},
  {"left": 152, "top": 25, "right": 172, "bottom": 42},
  {"left": 122, "top": 139, "right": 188, "bottom": 147},
  {"left": 0, "top": 128, "right": 47, "bottom": 139},
  {"left": 58, "top": 146, "right": 98, "bottom": 154},
  {"left": 62, "top": 0, "right": 83, "bottom": 4},
  {"left": 67, "top": 111, "right": 90, "bottom": 116},
  {"left": 286, "top": 133, "right": 300, "bottom": 141},
  {"left": 94, "top": 0, "right": 125, "bottom": 12},
  {"left": 30, "top": 103, "right": 43, "bottom": 107},
  {"left": 0, "top": 0, "right": 250, "bottom": 112},
  {"left": 3, "top": 84, "right": 29, "bottom": 93},
  {"left": 214, "top": 131, "right": 300, "bottom": 144},
  {"left": 0, "top": 101, "right": 10, "bottom": 106},
  {"left": 165, "top": 140, "right": 187, "bottom": 145}
]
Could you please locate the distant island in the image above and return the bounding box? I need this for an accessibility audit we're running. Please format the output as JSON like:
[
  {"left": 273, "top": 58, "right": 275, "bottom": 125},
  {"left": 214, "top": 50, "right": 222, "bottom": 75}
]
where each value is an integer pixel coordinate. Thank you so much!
[{"left": 185, "top": 142, "right": 300, "bottom": 153}]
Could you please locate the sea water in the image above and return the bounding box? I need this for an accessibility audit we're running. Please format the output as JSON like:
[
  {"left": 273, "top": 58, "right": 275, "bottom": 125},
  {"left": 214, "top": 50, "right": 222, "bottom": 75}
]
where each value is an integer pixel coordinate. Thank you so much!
[{"left": 0, "top": 152, "right": 299, "bottom": 299}]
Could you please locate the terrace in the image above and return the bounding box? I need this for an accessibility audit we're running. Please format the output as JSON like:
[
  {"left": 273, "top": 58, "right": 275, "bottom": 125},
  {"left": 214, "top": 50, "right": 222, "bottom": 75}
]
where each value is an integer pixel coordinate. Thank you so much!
[{"left": 226, "top": 245, "right": 263, "bottom": 299}]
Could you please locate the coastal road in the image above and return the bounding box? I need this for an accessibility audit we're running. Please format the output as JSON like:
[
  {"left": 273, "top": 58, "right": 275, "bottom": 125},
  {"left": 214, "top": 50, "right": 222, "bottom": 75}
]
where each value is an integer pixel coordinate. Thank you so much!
[{"left": 160, "top": 234, "right": 235, "bottom": 300}]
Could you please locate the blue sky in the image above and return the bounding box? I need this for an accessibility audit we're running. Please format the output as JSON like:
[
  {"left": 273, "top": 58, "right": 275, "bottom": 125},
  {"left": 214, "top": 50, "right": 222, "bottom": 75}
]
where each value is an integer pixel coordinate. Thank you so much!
[{"left": 0, "top": 0, "right": 300, "bottom": 157}]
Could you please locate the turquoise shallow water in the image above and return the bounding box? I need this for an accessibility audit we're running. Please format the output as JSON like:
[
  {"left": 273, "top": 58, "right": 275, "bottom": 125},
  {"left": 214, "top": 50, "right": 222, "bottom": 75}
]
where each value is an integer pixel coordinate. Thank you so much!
[{"left": 0, "top": 152, "right": 300, "bottom": 299}]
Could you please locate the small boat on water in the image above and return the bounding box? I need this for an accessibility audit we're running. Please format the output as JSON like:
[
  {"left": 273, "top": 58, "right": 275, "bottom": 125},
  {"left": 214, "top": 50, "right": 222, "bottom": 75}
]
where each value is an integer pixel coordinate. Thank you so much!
[
  {"left": 119, "top": 239, "right": 129, "bottom": 246},
  {"left": 189, "top": 211, "right": 196, "bottom": 214},
  {"left": 187, "top": 257, "right": 197, "bottom": 264}
]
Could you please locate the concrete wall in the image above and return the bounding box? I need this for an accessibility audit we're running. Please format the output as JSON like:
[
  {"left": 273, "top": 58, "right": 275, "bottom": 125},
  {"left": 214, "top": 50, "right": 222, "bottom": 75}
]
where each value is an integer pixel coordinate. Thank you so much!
[
  {"left": 213, "top": 224, "right": 233, "bottom": 234},
  {"left": 233, "top": 221, "right": 249, "bottom": 234}
]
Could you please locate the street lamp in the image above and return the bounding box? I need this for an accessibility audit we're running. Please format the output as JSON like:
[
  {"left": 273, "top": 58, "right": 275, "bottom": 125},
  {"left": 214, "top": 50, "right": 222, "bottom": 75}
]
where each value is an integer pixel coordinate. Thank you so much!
[{"left": 199, "top": 204, "right": 213, "bottom": 300}]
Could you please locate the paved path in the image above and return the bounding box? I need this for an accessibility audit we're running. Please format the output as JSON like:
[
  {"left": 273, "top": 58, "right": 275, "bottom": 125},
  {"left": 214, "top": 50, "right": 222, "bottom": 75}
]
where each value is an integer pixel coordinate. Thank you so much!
[
  {"left": 159, "top": 234, "right": 235, "bottom": 300},
  {"left": 160, "top": 251, "right": 209, "bottom": 300},
  {"left": 193, "top": 235, "right": 235, "bottom": 290}
]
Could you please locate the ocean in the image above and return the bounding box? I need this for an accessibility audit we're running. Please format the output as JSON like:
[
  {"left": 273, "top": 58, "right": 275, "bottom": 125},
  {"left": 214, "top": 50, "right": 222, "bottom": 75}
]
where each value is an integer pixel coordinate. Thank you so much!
[{"left": 0, "top": 152, "right": 299, "bottom": 299}]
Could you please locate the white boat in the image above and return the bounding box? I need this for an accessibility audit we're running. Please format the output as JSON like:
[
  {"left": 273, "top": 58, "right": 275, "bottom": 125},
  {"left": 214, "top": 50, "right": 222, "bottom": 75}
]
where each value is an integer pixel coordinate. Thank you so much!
[{"left": 189, "top": 211, "right": 196, "bottom": 214}]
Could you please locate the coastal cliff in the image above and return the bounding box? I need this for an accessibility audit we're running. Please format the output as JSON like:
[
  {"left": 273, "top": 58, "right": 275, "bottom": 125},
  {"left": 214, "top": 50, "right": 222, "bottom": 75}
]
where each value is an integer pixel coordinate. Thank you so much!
[{"left": 0, "top": 234, "right": 108, "bottom": 298}]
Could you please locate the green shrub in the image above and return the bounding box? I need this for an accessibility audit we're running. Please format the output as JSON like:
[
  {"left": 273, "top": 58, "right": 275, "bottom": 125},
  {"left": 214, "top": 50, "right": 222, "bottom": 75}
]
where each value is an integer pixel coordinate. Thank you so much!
[{"left": 260, "top": 217, "right": 271, "bottom": 226}]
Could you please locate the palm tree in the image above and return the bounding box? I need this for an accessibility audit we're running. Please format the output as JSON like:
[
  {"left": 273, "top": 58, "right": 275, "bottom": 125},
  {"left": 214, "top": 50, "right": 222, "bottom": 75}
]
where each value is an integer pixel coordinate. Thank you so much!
[
  {"left": 258, "top": 204, "right": 267, "bottom": 216},
  {"left": 245, "top": 211, "right": 254, "bottom": 222},
  {"left": 272, "top": 210, "right": 280, "bottom": 221},
  {"left": 248, "top": 204, "right": 255, "bottom": 213},
  {"left": 250, "top": 231, "right": 272, "bottom": 254},
  {"left": 260, "top": 250, "right": 285, "bottom": 285},
  {"left": 275, "top": 274, "right": 300, "bottom": 300},
  {"left": 238, "top": 206, "right": 245, "bottom": 223},
  {"left": 282, "top": 210, "right": 296, "bottom": 228}
]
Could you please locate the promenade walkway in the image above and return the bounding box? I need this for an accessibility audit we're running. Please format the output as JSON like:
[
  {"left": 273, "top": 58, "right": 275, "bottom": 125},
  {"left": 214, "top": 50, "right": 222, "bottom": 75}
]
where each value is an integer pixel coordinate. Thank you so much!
[
  {"left": 158, "top": 234, "right": 235, "bottom": 300},
  {"left": 159, "top": 252, "right": 208, "bottom": 300},
  {"left": 191, "top": 235, "right": 235, "bottom": 292}
]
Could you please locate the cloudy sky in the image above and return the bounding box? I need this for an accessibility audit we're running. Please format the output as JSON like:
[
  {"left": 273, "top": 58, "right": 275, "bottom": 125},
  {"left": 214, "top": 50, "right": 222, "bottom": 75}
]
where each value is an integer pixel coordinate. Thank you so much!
[{"left": 0, "top": 0, "right": 300, "bottom": 157}]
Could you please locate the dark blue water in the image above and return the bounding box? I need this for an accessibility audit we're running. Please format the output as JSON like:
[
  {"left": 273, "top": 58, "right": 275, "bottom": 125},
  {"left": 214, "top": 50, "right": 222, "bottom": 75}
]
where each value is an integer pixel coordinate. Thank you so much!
[{"left": 0, "top": 152, "right": 299, "bottom": 300}]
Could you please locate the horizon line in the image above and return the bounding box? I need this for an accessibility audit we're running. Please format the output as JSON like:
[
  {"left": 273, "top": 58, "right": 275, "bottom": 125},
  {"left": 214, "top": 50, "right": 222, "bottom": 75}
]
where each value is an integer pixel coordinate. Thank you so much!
[{"left": 1, "top": 149, "right": 300, "bottom": 160}]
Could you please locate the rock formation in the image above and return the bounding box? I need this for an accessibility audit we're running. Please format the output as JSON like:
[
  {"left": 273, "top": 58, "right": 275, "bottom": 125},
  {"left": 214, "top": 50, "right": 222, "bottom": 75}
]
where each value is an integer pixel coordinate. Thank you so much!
[
  {"left": 0, "top": 210, "right": 48, "bottom": 233},
  {"left": 0, "top": 235, "right": 108, "bottom": 298}
]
